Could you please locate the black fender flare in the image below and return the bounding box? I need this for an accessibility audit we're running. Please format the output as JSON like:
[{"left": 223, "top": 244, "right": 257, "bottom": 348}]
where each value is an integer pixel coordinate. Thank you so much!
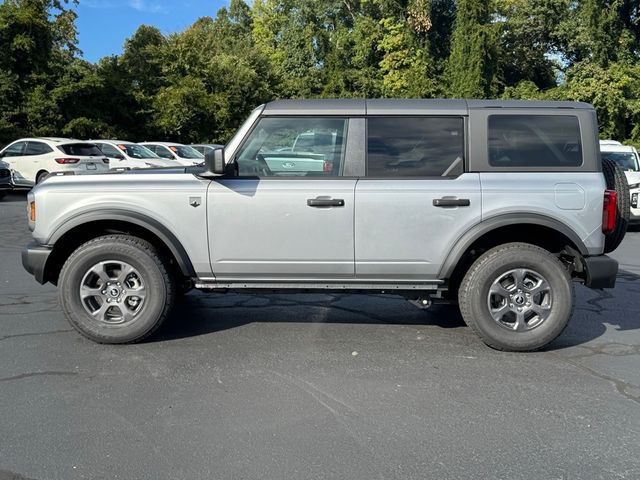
[
  {"left": 438, "top": 213, "right": 589, "bottom": 279},
  {"left": 47, "top": 209, "right": 196, "bottom": 277}
]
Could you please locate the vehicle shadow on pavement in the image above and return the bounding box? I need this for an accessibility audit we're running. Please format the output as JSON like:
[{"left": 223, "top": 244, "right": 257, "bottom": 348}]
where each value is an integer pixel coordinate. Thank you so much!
[
  {"left": 154, "top": 294, "right": 467, "bottom": 343},
  {"left": 154, "top": 269, "right": 640, "bottom": 350},
  {"left": 547, "top": 268, "right": 640, "bottom": 350}
]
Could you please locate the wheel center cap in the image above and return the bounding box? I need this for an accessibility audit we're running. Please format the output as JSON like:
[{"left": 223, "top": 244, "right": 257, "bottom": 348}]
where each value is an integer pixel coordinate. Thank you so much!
[
  {"left": 109, "top": 287, "right": 120, "bottom": 298},
  {"left": 513, "top": 294, "right": 526, "bottom": 305}
]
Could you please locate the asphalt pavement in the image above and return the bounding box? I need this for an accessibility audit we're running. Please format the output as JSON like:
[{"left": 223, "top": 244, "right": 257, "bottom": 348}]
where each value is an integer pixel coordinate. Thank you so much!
[{"left": 1, "top": 191, "right": 639, "bottom": 480}]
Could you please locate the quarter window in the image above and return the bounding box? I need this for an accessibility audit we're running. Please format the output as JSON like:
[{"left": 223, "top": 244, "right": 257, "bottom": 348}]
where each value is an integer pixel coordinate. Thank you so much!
[
  {"left": 235, "top": 117, "right": 348, "bottom": 177},
  {"left": 488, "top": 115, "right": 583, "bottom": 167},
  {"left": 366, "top": 117, "right": 465, "bottom": 177}
]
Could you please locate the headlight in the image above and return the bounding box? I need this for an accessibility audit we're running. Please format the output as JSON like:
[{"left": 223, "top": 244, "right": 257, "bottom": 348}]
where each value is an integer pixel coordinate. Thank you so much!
[
  {"left": 145, "top": 162, "right": 158, "bottom": 167},
  {"left": 629, "top": 183, "right": 640, "bottom": 189}
]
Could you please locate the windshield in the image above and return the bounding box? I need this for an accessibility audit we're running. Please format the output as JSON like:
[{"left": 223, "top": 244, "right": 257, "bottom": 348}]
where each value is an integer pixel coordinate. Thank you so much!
[
  {"left": 170, "top": 145, "right": 204, "bottom": 159},
  {"left": 119, "top": 144, "right": 159, "bottom": 159},
  {"left": 59, "top": 143, "right": 103, "bottom": 156},
  {"left": 602, "top": 151, "right": 640, "bottom": 171}
]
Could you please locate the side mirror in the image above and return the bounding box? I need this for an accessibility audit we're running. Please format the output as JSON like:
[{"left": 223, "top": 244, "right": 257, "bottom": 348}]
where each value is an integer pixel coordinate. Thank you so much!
[
  {"left": 205, "top": 148, "right": 226, "bottom": 175},
  {"left": 115, "top": 154, "right": 125, "bottom": 160}
]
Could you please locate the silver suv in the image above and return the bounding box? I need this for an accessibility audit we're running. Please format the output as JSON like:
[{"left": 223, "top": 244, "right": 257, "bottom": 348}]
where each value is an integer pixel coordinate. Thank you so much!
[{"left": 22, "top": 99, "right": 629, "bottom": 351}]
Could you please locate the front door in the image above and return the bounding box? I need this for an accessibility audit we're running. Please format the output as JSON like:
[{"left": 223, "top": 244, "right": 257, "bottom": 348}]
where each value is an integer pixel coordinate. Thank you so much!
[
  {"left": 1, "top": 141, "right": 33, "bottom": 186},
  {"left": 355, "top": 116, "right": 482, "bottom": 281},
  {"left": 208, "top": 116, "right": 356, "bottom": 281}
]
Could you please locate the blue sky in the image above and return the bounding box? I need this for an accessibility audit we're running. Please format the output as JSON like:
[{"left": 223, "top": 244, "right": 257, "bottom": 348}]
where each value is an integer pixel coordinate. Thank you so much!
[{"left": 74, "top": 0, "right": 229, "bottom": 62}]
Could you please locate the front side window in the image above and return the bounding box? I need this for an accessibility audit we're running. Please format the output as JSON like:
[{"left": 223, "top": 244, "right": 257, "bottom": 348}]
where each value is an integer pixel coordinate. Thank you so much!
[
  {"left": 25, "top": 142, "right": 53, "bottom": 155},
  {"left": 2, "top": 141, "right": 27, "bottom": 157},
  {"left": 98, "top": 144, "right": 122, "bottom": 158},
  {"left": 488, "top": 115, "right": 583, "bottom": 167},
  {"left": 235, "top": 117, "right": 348, "bottom": 177},
  {"left": 154, "top": 146, "right": 175, "bottom": 159},
  {"left": 367, "top": 117, "right": 464, "bottom": 177}
]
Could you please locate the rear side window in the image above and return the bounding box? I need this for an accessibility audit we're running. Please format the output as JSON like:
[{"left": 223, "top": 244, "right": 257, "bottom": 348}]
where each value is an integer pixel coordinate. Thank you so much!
[
  {"left": 367, "top": 117, "right": 464, "bottom": 177},
  {"left": 488, "top": 115, "right": 582, "bottom": 167},
  {"left": 58, "top": 143, "right": 103, "bottom": 156},
  {"left": 25, "top": 142, "right": 53, "bottom": 155}
]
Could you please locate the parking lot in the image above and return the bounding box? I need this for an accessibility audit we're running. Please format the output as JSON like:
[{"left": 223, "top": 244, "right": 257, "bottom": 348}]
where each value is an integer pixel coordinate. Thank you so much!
[{"left": 1, "top": 190, "right": 639, "bottom": 480}]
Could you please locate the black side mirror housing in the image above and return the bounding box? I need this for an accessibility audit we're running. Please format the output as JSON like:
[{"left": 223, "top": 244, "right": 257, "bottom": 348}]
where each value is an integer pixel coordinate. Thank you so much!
[{"left": 204, "top": 148, "right": 228, "bottom": 176}]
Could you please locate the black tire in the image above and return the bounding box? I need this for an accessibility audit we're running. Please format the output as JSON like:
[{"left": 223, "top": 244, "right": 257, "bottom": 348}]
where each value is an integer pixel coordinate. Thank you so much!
[
  {"left": 58, "top": 235, "right": 175, "bottom": 344},
  {"left": 36, "top": 171, "right": 49, "bottom": 184},
  {"left": 602, "top": 158, "right": 630, "bottom": 253},
  {"left": 0, "top": 191, "right": 6, "bottom": 200},
  {"left": 458, "top": 242, "right": 574, "bottom": 352}
]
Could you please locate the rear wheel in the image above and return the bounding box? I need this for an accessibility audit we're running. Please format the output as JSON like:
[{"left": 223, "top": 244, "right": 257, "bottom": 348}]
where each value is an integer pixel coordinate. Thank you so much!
[
  {"left": 59, "top": 235, "right": 175, "bottom": 344},
  {"left": 36, "top": 171, "right": 49, "bottom": 184},
  {"left": 602, "top": 158, "right": 630, "bottom": 253},
  {"left": 458, "top": 242, "right": 573, "bottom": 352}
]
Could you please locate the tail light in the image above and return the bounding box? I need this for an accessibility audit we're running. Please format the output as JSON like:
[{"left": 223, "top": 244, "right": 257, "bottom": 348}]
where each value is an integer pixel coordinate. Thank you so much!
[
  {"left": 55, "top": 157, "right": 80, "bottom": 164},
  {"left": 29, "top": 201, "right": 36, "bottom": 222},
  {"left": 102, "top": 157, "right": 110, "bottom": 164},
  {"left": 602, "top": 189, "right": 617, "bottom": 235}
]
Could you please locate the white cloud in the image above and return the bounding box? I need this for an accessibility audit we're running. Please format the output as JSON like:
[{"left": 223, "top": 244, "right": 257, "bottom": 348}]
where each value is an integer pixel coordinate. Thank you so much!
[
  {"left": 80, "top": 0, "right": 169, "bottom": 14},
  {"left": 128, "top": 0, "right": 169, "bottom": 14}
]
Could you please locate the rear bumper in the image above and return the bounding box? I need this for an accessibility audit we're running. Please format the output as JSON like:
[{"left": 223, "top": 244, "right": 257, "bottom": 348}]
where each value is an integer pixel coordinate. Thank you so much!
[
  {"left": 22, "top": 241, "right": 52, "bottom": 284},
  {"left": 583, "top": 255, "right": 618, "bottom": 289}
]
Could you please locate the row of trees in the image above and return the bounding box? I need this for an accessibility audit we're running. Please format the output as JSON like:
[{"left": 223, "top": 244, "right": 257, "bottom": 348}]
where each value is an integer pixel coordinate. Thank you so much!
[{"left": 1, "top": 0, "right": 640, "bottom": 145}]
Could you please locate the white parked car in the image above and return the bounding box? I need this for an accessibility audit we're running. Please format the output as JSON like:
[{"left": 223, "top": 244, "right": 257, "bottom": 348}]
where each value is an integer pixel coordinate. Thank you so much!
[
  {"left": 0, "top": 137, "right": 109, "bottom": 186},
  {"left": 93, "top": 140, "right": 177, "bottom": 170},
  {"left": 600, "top": 140, "right": 640, "bottom": 224},
  {"left": 138, "top": 142, "right": 204, "bottom": 166}
]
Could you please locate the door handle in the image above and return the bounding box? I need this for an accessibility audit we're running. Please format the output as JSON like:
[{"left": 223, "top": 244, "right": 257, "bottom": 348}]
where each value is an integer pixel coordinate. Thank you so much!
[
  {"left": 307, "top": 198, "right": 345, "bottom": 208},
  {"left": 433, "top": 198, "right": 470, "bottom": 207}
]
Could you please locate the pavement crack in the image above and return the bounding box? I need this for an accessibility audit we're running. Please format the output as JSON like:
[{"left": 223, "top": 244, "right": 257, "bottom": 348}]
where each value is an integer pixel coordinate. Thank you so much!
[
  {"left": 550, "top": 353, "right": 640, "bottom": 405},
  {"left": 0, "top": 371, "right": 78, "bottom": 383},
  {"left": 0, "top": 329, "right": 73, "bottom": 342},
  {"left": 584, "top": 289, "right": 614, "bottom": 315}
]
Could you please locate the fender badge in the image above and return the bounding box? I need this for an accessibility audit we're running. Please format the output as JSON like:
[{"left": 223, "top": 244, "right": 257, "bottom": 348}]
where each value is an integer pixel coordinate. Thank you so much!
[{"left": 189, "top": 197, "right": 201, "bottom": 208}]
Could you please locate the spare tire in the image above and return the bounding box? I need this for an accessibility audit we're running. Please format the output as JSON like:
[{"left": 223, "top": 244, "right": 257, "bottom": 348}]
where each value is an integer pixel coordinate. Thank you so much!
[{"left": 602, "top": 158, "right": 630, "bottom": 253}]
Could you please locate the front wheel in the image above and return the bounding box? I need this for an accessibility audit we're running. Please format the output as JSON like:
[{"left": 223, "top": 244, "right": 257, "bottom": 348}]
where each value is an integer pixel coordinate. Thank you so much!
[
  {"left": 58, "top": 235, "right": 175, "bottom": 344},
  {"left": 458, "top": 242, "right": 574, "bottom": 352}
]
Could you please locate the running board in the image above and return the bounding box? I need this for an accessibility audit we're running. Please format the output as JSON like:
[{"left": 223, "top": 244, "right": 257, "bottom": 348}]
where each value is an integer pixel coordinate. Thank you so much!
[{"left": 194, "top": 280, "right": 444, "bottom": 292}]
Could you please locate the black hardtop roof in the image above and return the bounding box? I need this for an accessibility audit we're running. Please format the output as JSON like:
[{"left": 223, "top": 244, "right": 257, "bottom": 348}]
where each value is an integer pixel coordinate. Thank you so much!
[{"left": 262, "top": 98, "right": 593, "bottom": 116}]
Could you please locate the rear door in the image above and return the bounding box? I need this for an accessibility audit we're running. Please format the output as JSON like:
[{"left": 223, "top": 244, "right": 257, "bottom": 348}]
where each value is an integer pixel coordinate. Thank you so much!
[
  {"left": 355, "top": 116, "right": 481, "bottom": 281},
  {"left": 208, "top": 116, "right": 357, "bottom": 281},
  {"left": 24, "top": 141, "right": 55, "bottom": 184}
]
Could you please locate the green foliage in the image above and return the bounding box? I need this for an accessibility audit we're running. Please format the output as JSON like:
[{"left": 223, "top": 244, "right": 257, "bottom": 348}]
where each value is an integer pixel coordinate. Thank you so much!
[
  {"left": 447, "top": 0, "right": 497, "bottom": 98},
  {"left": 1, "top": 0, "right": 640, "bottom": 146}
]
